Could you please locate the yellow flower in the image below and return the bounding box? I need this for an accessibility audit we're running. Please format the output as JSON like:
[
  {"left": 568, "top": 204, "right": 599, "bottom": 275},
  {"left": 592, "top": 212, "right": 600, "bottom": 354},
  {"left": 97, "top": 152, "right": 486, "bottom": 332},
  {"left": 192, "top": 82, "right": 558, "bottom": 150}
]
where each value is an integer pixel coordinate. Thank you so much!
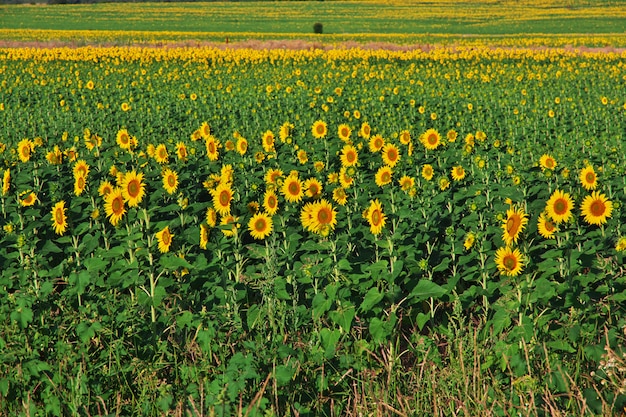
[
  {"left": 248, "top": 212, "right": 273, "bottom": 240},
  {"left": 368, "top": 134, "right": 385, "bottom": 153},
  {"left": 579, "top": 165, "right": 598, "bottom": 191},
  {"left": 502, "top": 206, "right": 529, "bottom": 246},
  {"left": 615, "top": 237, "right": 626, "bottom": 252},
  {"left": 263, "top": 190, "right": 279, "bottom": 215},
  {"left": 366, "top": 199, "right": 386, "bottom": 235},
  {"left": 154, "top": 144, "right": 168, "bottom": 164},
  {"left": 17, "top": 139, "right": 34, "bottom": 163},
  {"left": 155, "top": 226, "right": 174, "bottom": 253},
  {"left": 121, "top": 171, "right": 146, "bottom": 208},
  {"left": 308, "top": 199, "right": 337, "bottom": 236},
  {"left": 451, "top": 165, "right": 466, "bottom": 181},
  {"left": 399, "top": 175, "right": 415, "bottom": 192},
  {"left": 19, "top": 191, "right": 37, "bottom": 207},
  {"left": 421, "top": 164, "right": 434, "bottom": 181},
  {"left": 537, "top": 212, "right": 557, "bottom": 239},
  {"left": 495, "top": 246, "right": 525, "bottom": 276},
  {"left": 338, "top": 124, "right": 352, "bottom": 142},
  {"left": 2, "top": 168, "right": 10, "bottom": 195},
  {"left": 116, "top": 129, "right": 132, "bottom": 150},
  {"left": 381, "top": 143, "right": 400, "bottom": 168},
  {"left": 51, "top": 200, "right": 68, "bottom": 235},
  {"left": 162, "top": 168, "right": 179, "bottom": 195},
  {"left": 340, "top": 145, "right": 358, "bottom": 167},
  {"left": 104, "top": 187, "right": 126, "bottom": 227},
  {"left": 262, "top": 130, "right": 275, "bottom": 153},
  {"left": 420, "top": 129, "right": 441, "bottom": 150},
  {"left": 545, "top": 189, "right": 573, "bottom": 224},
  {"left": 463, "top": 232, "right": 476, "bottom": 251},
  {"left": 539, "top": 154, "right": 557, "bottom": 170},
  {"left": 375, "top": 166, "right": 393, "bottom": 187},
  {"left": 580, "top": 191, "right": 613, "bottom": 226},
  {"left": 211, "top": 182, "right": 234, "bottom": 215},
  {"left": 282, "top": 174, "right": 304, "bottom": 203},
  {"left": 312, "top": 120, "right": 327, "bottom": 139}
]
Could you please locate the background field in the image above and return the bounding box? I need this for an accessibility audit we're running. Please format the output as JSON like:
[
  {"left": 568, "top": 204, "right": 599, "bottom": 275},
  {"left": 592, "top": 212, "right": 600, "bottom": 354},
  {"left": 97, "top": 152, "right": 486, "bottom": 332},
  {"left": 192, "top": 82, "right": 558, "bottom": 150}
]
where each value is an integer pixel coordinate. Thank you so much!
[{"left": 1, "top": 0, "right": 626, "bottom": 46}]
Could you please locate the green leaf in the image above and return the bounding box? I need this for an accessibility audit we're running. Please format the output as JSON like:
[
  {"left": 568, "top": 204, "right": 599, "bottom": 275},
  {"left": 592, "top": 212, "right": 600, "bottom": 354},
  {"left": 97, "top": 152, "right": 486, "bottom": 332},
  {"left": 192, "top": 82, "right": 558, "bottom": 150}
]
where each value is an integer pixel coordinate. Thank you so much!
[
  {"left": 159, "top": 254, "right": 192, "bottom": 271},
  {"left": 319, "top": 328, "right": 341, "bottom": 359},
  {"left": 410, "top": 279, "right": 447, "bottom": 302},
  {"left": 359, "top": 287, "right": 383, "bottom": 313},
  {"left": 329, "top": 306, "right": 355, "bottom": 333},
  {"left": 491, "top": 308, "right": 511, "bottom": 336},
  {"left": 274, "top": 364, "right": 296, "bottom": 387},
  {"left": 416, "top": 312, "right": 431, "bottom": 331}
]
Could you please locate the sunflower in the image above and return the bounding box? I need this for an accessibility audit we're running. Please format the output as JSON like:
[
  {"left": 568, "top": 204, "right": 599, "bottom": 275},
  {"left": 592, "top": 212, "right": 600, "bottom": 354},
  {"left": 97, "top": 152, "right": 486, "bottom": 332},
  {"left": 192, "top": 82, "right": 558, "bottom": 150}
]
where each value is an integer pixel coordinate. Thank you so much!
[
  {"left": 279, "top": 122, "right": 294, "bottom": 142},
  {"left": 580, "top": 191, "right": 613, "bottom": 226},
  {"left": 162, "top": 168, "right": 179, "bottom": 195},
  {"left": 199, "top": 223, "right": 210, "bottom": 250},
  {"left": 579, "top": 165, "right": 598, "bottom": 191},
  {"left": 310, "top": 199, "right": 337, "bottom": 236},
  {"left": 300, "top": 202, "right": 315, "bottom": 232},
  {"left": 399, "top": 130, "right": 411, "bottom": 145},
  {"left": 539, "top": 154, "right": 557, "bottom": 170},
  {"left": 2, "top": 168, "right": 10, "bottom": 195},
  {"left": 17, "top": 139, "right": 34, "bottom": 163},
  {"left": 220, "top": 164, "right": 233, "bottom": 185},
  {"left": 121, "top": 102, "right": 130, "bottom": 112},
  {"left": 219, "top": 215, "right": 239, "bottom": 237},
  {"left": 104, "top": 188, "right": 126, "bottom": 226},
  {"left": 338, "top": 124, "right": 352, "bottom": 142},
  {"left": 74, "top": 175, "right": 87, "bottom": 196},
  {"left": 369, "top": 135, "right": 385, "bottom": 153},
  {"left": 340, "top": 145, "right": 359, "bottom": 167},
  {"left": 332, "top": 187, "right": 348, "bottom": 206},
  {"left": 264, "top": 168, "right": 283, "bottom": 185},
  {"left": 339, "top": 167, "right": 354, "bottom": 189},
  {"left": 205, "top": 136, "right": 221, "bottom": 161},
  {"left": 537, "top": 212, "right": 557, "bottom": 239},
  {"left": 73, "top": 160, "right": 90, "bottom": 179},
  {"left": 495, "top": 246, "right": 525, "bottom": 276},
  {"left": 156, "top": 226, "right": 174, "bottom": 253},
  {"left": 51, "top": 200, "right": 68, "bottom": 235},
  {"left": 98, "top": 180, "right": 114, "bottom": 198},
  {"left": 375, "top": 166, "right": 393, "bottom": 187},
  {"left": 297, "top": 149, "right": 308, "bottom": 165},
  {"left": 420, "top": 129, "right": 441, "bottom": 150},
  {"left": 399, "top": 175, "right": 415, "bottom": 192},
  {"left": 545, "top": 189, "right": 573, "bottom": 224},
  {"left": 248, "top": 212, "right": 273, "bottom": 240},
  {"left": 421, "top": 164, "right": 434, "bottom": 181},
  {"left": 116, "top": 129, "right": 132, "bottom": 150},
  {"left": 200, "top": 122, "right": 211, "bottom": 139},
  {"left": 282, "top": 174, "right": 304, "bottom": 203},
  {"left": 212, "top": 182, "right": 233, "bottom": 215},
  {"left": 154, "top": 144, "right": 168, "bottom": 164},
  {"left": 263, "top": 189, "right": 279, "bottom": 216},
  {"left": 305, "top": 178, "right": 323, "bottom": 199},
  {"left": 381, "top": 143, "right": 400, "bottom": 167},
  {"left": 19, "top": 191, "right": 37, "bottom": 207},
  {"left": 236, "top": 137, "right": 248, "bottom": 155},
  {"left": 439, "top": 177, "right": 450, "bottom": 191},
  {"left": 206, "top": 207, "right": 218, "bottom": 227},
  {"left": 463, "top": 232, "right": 476, "bottom": 250},
  {"left": 46, "top": 146, "right": 63, "bottom": 165},
  {"left": 247, "top": 201, "right": 260, "bottom": 215},
  {"left": 502, "top": 206, "right": 529, "bottom": 246},
  {"left": 366, "top": 199, "right": 386, "bottom": 235},
  {"left": 447, "top": 129, "right": 458, "bottom": 143},
  {"left": 616, "top": 237, "right": 626, "bottom": 252},
  {"left": 121, "top": 171, "right": 146, "bottom": 208},
  {"left": 451, "top": 165, "right": 466, "bottom": 182},
  {"left": 262, "top": 130, "right": 275, "bottom": 153},
  {"left": 360, "top": 122, "right": 371, "bottom": 139},
  {"left": 312, "top": 120, "right": 327, "bottom": 139}
]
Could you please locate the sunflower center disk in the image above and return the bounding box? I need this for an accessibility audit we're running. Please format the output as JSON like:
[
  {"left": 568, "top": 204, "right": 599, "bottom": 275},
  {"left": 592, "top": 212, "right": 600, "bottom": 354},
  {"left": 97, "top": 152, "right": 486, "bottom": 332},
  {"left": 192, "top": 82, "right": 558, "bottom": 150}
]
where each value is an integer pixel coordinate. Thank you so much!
[
  {"left": 590, "top": 200, "right": 605, "bottom": 216},
  {"left": 504, "top": 255, "right": 517, "bottom": 271}
]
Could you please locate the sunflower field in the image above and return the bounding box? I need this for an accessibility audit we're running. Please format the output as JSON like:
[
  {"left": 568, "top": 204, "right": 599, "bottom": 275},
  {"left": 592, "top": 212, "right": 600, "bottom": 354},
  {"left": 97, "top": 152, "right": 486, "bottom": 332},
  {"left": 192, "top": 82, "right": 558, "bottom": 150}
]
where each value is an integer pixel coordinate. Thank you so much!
[{"left": 1, "top": 45, "right": 626, "bottom": 416}]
